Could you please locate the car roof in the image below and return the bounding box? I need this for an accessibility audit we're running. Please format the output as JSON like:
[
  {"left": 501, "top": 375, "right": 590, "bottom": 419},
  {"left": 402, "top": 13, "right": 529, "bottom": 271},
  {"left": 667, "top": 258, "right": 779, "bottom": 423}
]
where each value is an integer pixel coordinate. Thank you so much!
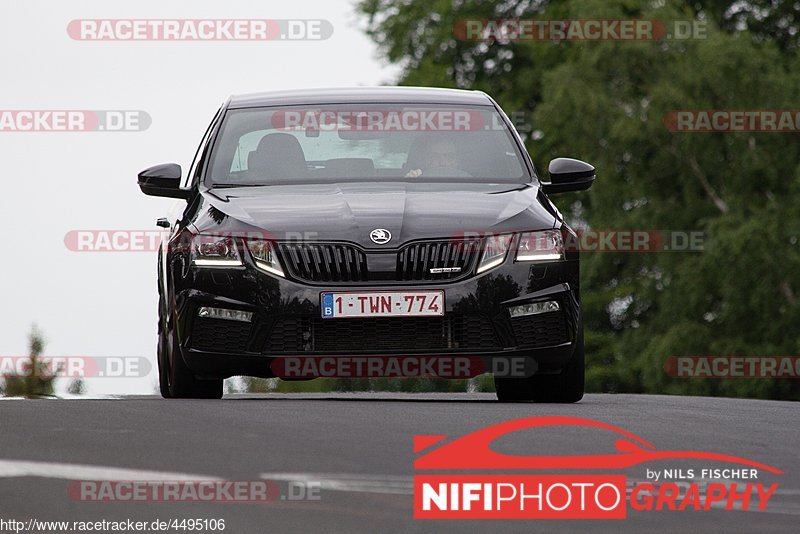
[{"left": 227, "top": 86, "right": 493, "bottom": 109}]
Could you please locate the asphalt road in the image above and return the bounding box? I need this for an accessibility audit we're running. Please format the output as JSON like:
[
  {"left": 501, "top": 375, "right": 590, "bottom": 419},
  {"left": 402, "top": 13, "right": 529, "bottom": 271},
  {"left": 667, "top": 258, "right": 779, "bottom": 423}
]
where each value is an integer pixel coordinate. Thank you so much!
[{"left": 0, "top": 393, "right": 797, "bottom": 533}]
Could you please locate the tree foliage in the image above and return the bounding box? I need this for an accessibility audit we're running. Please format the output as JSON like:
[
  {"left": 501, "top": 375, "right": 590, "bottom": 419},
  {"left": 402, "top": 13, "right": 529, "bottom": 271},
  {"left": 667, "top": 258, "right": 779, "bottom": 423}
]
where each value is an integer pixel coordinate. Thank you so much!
[{"left": 4, "top": 325, "right": 56, "bottom": 398}]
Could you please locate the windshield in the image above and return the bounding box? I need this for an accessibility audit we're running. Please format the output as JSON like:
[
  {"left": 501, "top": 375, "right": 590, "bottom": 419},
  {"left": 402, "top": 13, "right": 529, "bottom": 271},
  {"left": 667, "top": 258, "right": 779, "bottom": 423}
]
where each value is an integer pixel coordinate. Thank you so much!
[{"left": 205, "top": 104, "right": 529, "bottom": 186}]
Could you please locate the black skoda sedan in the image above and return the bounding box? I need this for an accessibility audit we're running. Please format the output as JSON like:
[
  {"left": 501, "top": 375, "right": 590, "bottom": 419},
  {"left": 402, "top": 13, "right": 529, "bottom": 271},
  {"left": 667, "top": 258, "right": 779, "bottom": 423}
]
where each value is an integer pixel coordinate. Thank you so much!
[{"left": 139, "top": 87, "right": 595, "bottom": 401}]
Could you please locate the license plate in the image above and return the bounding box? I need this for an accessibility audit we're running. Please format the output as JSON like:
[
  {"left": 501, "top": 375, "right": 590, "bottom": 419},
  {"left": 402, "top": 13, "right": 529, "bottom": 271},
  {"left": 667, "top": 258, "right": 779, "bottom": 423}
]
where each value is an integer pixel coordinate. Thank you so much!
[{"left": 321, "top": 291, "right": 444, "bottom": 318}]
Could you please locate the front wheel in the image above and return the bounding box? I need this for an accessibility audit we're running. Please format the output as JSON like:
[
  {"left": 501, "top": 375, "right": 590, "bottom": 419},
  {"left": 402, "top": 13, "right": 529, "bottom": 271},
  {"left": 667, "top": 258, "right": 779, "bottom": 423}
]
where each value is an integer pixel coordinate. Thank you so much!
[
  {"left": 494, "top": 330, "right": 585, "bottom": 403},
  {"left": 158, "top": 315, "right": 223, "bottom": 400},
  {"left": 156, "top": 328, "right": 172, "bottom": 398}
]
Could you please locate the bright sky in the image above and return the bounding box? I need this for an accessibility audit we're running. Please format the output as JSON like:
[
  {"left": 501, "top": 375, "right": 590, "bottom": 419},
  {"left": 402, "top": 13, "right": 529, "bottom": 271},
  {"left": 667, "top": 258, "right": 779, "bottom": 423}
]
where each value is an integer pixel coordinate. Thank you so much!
[{"left": 0, "top": 0, "right": 399, "bottom": 394}]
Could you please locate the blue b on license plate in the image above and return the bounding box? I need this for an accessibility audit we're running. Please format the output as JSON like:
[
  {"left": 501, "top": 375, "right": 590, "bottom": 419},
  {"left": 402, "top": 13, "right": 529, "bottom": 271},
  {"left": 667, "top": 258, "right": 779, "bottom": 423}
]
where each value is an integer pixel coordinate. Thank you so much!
[{"left": 321, "top": 291, "right": 444, "bottom": 318}]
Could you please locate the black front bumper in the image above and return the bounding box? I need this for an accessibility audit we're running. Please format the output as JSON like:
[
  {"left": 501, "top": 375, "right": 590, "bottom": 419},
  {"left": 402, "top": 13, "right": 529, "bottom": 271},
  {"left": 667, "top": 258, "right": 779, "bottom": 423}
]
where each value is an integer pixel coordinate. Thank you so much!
[{"left": 170, "top": 256, "right": 581, "bottom": 380}]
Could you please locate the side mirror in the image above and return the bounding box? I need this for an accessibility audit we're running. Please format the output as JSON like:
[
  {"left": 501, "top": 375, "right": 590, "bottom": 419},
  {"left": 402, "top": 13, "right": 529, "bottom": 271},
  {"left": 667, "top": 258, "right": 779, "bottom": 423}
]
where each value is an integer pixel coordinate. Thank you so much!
[
  {"left": 138, "top": 163, "right": 190, "bottom": 199},
  {"left": 541, "top": 158, "right": 595, "bottom": 194}
]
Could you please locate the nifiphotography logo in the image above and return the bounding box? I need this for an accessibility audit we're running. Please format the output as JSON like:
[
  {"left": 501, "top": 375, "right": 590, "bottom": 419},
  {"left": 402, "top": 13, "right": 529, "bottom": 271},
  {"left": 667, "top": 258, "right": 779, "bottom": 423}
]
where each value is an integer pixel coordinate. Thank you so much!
[{"left": 413, "top": 417, "right": 782, "bottom": 519}]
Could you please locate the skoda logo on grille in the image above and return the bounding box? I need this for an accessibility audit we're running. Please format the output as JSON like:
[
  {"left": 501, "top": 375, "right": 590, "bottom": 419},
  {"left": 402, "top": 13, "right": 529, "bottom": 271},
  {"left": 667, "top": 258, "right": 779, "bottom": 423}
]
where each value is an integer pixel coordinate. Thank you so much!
[{"left": 370, "top": 228, "right": 392, "bottom": 245}]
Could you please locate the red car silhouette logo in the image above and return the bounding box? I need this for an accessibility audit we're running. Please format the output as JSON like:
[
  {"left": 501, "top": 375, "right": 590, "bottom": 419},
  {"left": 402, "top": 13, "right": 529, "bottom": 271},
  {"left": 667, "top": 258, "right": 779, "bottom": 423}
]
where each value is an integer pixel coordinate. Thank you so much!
[{"left": 414, "top": 416, "right": 782, "bottom": 473}]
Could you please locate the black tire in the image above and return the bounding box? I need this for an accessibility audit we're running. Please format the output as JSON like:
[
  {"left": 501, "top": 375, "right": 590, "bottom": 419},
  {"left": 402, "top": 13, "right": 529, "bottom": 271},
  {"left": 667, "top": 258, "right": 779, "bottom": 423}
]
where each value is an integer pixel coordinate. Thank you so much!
[
  {"left": 158, "top": 310, "right": 223, "bottom": 400},
  {"left": 166, "top": 331, "right": 223, "bottom": 399},
  {"left": 157, "top": 328, "right": 173, "bottom": 398},
  {"left": 156, "top": 289, "right": 174, "bottom": 398},
  {"left": 495, "top": 330, "right": 585, "bottom": 403}
]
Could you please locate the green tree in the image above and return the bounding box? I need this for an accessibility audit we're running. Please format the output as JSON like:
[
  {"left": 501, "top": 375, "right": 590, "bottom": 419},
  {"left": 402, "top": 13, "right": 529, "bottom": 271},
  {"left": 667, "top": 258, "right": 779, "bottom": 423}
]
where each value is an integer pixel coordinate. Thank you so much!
[
  {"left": 4, "top": 325, "right": 57, "bottom": 398},
  {"left": 67, "top": 378, "right": 85, "bottom": 395}
]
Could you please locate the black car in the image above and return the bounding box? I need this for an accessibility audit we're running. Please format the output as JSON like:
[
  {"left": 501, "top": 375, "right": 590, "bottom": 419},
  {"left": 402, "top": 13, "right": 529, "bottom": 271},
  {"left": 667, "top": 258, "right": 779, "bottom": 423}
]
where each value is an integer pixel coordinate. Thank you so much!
[{"left": 139, "top": 87, "right": 595, "bottom": 401}]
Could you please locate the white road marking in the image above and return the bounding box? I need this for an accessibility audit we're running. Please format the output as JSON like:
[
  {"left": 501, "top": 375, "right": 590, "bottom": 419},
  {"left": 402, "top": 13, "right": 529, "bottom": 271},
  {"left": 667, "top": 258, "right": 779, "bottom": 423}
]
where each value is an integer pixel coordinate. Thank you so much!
[
  {"left": 260, "top": 472, "right": 413, "bottom": 495},
  {"left": 0, "top": 459, "right": 221, "bottom": 482},
  {"left": 0, "top": 396, "right": 125, "bottom": 401}
]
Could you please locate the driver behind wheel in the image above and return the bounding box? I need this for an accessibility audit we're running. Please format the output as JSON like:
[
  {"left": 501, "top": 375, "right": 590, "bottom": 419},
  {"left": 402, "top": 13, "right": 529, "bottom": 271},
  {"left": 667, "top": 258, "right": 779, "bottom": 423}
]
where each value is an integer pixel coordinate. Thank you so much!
[{"left": 404, "top": 137, "right": 462, "bottom": 178}]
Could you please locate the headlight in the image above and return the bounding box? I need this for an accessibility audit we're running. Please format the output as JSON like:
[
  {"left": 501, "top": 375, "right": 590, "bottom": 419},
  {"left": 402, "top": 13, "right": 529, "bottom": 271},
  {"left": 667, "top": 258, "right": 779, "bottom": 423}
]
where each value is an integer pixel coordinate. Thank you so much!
[
  {"left": 516, "top": 230, "right": 565, "bottom": 262},
  {"left": 247, "top": 240, "right": 284, "bottom": 277},
  {"left": 476, "top": 234, "right": 513, "bottom": 274},
  {"left": 190, "top": 235, "right": 242, "bottom": 267}
]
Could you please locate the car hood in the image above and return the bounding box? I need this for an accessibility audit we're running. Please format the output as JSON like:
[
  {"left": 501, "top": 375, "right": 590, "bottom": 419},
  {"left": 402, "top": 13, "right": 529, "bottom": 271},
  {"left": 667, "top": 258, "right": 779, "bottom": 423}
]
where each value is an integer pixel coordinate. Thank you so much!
[{"left": 194, "top": 182, "right": 557, "bottom": 248}]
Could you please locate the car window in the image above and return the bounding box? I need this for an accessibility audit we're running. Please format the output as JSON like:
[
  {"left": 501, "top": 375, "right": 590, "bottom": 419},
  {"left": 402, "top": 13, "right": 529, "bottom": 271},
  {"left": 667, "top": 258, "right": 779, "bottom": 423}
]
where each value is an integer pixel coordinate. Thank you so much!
[
  {"left": 229, "top": 129, "right": 414, "bottom": 172},
  {"left": 207, "top": 104, "right": 528, "bottom": 186}
]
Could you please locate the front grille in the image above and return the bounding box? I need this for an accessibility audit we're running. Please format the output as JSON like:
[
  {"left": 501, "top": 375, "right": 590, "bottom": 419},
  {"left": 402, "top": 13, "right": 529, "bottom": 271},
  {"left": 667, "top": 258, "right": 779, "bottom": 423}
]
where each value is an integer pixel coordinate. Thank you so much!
[
  {"left": 277, "top": 239, "right": 480, "bottom": 284},
  {"left": 510, "top": 312, "right": 569, "bottom": 348},
  {"left": 279, "top": 243, "right": 368, "bottom": 283},
  {"left": 396, "top": 239, "right": 481, "bottom": 281},
  {"left": 265, "top": 314, "right": 499, "bottom": 353},
  {"left": 190, "top": 317, "right": 252, "bottom": 353}
]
